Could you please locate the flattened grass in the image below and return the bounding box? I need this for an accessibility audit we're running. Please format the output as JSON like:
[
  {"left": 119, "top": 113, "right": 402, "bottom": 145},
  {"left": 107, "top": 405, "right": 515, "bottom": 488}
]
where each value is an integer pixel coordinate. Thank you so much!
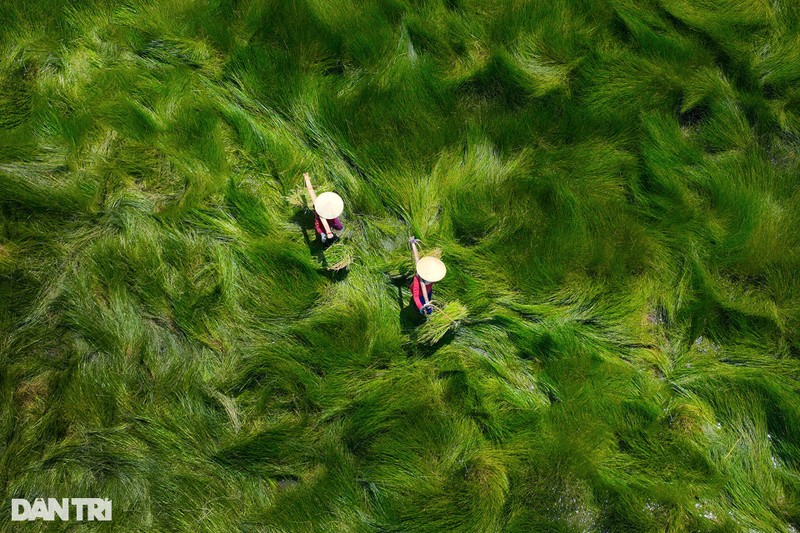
[{"left": 1, "top": 0, "right": 800, "bottom": 531}]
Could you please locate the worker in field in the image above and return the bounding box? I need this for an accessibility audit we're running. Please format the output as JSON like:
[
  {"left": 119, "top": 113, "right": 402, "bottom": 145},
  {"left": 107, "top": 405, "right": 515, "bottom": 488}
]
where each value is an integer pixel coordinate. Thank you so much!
[
  {"left": 409, "top": 236, "right": 446, "bottom": 315},
  {"left": 304, "top": 173, "right": 344, "bottom": 245}
]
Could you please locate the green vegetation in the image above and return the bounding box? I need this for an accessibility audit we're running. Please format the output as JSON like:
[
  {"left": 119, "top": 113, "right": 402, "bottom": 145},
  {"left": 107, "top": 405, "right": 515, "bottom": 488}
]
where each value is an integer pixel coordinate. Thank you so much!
[{"left": 2, "top": 0, "right": 800, "bottom": 530}]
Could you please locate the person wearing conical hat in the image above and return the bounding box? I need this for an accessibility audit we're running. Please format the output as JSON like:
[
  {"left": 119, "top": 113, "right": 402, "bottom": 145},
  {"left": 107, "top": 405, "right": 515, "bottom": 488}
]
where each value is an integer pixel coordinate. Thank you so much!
[
  {"left": 409, "top": 237, "right": 446, "bottom": 315},
  {"left": 304, "top": 173, "right": 344, "bottom": 245}
]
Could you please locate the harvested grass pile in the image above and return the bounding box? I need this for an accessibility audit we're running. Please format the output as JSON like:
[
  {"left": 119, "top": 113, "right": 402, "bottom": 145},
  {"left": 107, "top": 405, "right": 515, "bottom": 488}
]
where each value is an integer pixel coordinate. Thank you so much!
[
  {"left": 286, "top": 187, "right": 310, "bottom": 210},
  {"left": 417, "top": 300, "right": 469, "bottom": 345},
  {"left": 321, "top": 241, "right": 353, "bottom": 271}
]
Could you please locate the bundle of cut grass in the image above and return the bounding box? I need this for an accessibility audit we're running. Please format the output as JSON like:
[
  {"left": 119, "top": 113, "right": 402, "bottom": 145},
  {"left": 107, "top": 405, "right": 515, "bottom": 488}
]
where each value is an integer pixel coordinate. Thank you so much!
[
  {"left": 286, "top": 187, "right": 310, "bottom": 210},
  {"left": 416, "top": 300, "right": 468, "bottom": 345},
  {"left": 321, "top": 241, "right": 353, "bottom": 271}
]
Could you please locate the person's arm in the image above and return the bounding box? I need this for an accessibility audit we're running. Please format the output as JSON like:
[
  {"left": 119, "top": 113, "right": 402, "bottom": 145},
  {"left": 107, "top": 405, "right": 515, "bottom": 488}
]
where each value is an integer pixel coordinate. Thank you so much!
[
  {"left": 410, "top": 237, "right": 421, "bottom": 265},
  {"left": 305, "top": 173, "right": 333, "bottom": 237},
  {"left": 320, "top": 218, "right": 333, "bottom": 238},
  {"left": 304, "top": 173, "right": 317, "bottom": 204},
  {"left": 420, "top": 279, "right": 430, "bottom": 307}
]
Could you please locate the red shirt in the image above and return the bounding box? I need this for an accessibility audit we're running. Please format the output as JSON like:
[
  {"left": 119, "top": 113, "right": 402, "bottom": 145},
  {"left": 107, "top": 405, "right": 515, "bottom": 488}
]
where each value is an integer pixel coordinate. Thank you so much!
[
  {"left": 410, "top": 275, "right": 434, "bottom": 310},
  {"left": 314, "top": 214, "right": 343, "bottom": 235}
]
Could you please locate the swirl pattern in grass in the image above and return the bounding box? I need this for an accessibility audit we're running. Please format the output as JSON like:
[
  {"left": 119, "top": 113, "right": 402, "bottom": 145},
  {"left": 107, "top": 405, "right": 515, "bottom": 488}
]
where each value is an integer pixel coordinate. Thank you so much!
[{"left": 1, "top": 0, "right": 799, "bottom": 530}]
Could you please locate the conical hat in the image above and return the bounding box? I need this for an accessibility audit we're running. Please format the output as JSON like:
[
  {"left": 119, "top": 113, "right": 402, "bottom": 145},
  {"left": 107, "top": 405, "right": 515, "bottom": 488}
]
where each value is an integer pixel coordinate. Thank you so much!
[
  {"left": 416, "top": 256, "right": 446, "bottom": 282},
  {"left": 314, "top": 192, "right": 344, "bottom": 219}
]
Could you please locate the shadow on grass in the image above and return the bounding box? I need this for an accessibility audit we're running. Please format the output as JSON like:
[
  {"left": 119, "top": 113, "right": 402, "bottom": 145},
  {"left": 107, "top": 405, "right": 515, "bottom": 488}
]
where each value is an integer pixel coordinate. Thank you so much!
[
  {"left": 395, "top": 281, "right": 425, "bottom": 334},
  {"left": 292, "top": 208, "right": 349, "bottom": 283},
  {"left": 393, "top": 281, "right": 457, "bottom": 355}
]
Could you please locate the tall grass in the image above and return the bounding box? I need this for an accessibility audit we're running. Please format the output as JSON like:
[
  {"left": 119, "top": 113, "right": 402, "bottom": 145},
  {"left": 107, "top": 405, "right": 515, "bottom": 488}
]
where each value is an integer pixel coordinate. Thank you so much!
[{"left": 1, "top": 0, "right": 800, "bottom": 530}]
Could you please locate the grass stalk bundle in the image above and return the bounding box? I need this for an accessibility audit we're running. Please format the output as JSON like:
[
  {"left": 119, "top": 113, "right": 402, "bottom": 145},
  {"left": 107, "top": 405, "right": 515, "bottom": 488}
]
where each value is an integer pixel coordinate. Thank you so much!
[
  {"left": 321, "top": 241, "right": 353, "bottom": 271},
  {"left": 416, "top": 300, "right": 469, "bottom": 345}
]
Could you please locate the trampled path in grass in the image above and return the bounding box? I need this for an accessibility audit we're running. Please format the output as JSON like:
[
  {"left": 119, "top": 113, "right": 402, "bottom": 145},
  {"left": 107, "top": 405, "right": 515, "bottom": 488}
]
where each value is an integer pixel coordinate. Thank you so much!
[{"left": 1, "top": 0, "right": 800, "bottom": 530}]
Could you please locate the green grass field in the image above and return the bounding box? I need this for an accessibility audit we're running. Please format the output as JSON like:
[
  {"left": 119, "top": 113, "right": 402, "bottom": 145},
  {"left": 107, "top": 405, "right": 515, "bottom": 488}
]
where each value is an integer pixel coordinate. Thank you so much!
[{"left": 2, "top": 0, "right": 800, "bottom": 530}]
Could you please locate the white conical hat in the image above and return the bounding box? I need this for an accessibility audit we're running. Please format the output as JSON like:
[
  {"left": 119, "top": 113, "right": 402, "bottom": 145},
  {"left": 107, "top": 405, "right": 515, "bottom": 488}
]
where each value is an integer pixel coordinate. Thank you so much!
[
  {"left": 416, "top": 256, "right": 446, "bottom": 282},
  {"left": 314, "top": 191, "right": 344, "bottom": 219}
]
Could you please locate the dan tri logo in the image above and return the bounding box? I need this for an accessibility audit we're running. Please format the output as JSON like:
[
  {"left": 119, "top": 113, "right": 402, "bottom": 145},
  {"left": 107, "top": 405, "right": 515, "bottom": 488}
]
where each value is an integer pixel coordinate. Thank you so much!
[{"left": 11, "top": 498, "right": 112, "bottom": 522}]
